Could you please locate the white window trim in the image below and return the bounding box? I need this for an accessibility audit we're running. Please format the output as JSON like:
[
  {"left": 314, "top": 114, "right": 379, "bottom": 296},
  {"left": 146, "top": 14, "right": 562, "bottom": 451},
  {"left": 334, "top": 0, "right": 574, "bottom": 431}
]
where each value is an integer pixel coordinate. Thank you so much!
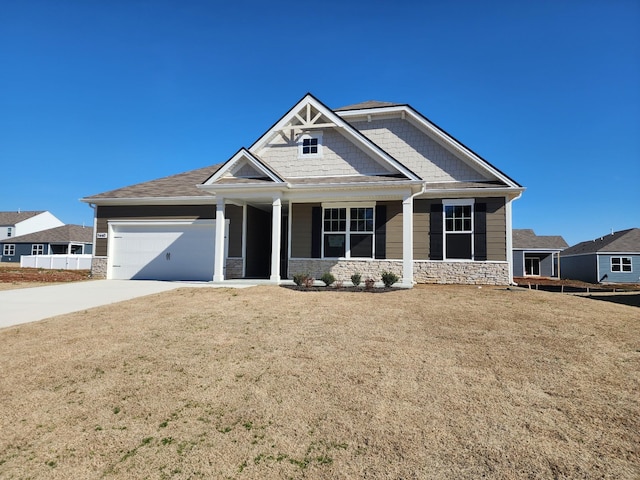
[
  {"left": 442, "top": 199, "right": 475, "bottom": 261},
  {"left": 3, "top": 244, "right": 15, "bottom": 256},
  {"left": 297, "top": 132, "right": 323, "bottom": 159},
  {"left": 32, "top": 244, "right": 45, "bottom": 255},
  {"left": 321, "top": 202, "right": 375, "bottom": 259},
  {"left": 611, "top": 256, "right": 632, "bottom": 273}
]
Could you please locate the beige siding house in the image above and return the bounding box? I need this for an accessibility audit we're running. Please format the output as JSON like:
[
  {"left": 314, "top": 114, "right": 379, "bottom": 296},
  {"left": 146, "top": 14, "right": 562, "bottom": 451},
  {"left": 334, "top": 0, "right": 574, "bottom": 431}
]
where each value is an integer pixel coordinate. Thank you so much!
[{"left": 82, "top": 94, "right": 524, "bottom": 286}]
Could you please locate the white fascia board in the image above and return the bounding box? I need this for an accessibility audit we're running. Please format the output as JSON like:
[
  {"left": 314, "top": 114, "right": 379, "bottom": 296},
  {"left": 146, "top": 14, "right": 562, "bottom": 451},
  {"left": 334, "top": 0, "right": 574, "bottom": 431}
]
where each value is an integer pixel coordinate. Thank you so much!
[
  {"left": 597, "top": 251, "right": 639, "bottom": 255},
  {"left": 419, "top": 187, "right": 524, "bottom": 199},
  {"left": 517, "top": 248, "right": 565, "bottom": 252},
  {"left": 288, "top": 180, "right": 422, "bottom": 190},
  {"left": 339, "top": 105, "right": 521, "bottom": 188},
  {"left": 336, "top": 105, "right": 408, "bottom": 118},
  {"left": 250, "top": 95, "right": 421, "bottom": 182},
  {"left": 81, "top": 196, "right": 218, "bottom": 206},
  {"left": 204, "top": 149, "right": 284, "bottom": 184}
]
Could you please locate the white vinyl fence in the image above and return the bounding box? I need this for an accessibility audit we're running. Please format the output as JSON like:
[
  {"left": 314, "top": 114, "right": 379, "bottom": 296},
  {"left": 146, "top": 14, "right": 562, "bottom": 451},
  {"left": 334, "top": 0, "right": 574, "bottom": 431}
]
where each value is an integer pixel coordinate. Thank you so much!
[{"left": 20, "top": 255, "right": 92, "bottom": 270}]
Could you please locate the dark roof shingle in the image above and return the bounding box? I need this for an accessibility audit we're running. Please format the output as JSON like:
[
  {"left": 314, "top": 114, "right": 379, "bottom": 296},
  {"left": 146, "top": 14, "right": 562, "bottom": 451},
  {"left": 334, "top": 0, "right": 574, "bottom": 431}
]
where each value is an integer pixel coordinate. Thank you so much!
[
  {"left": 562, "top": 228, "right": 640, "bottom": 255},
  {"left": 334, "top": 100, "right": 404, "bottom": 111},
  {"left": 1, "top": 225, "right": 93, "bottom": 244},
  {"left": 513, "top": 229, "right": 568, "bottom": 250},
  {"left": 83, "top": 164, "right": 222, "bottom": 200},
  {"left": 0, "top": 211, "right": 45, "bottom": 225}
]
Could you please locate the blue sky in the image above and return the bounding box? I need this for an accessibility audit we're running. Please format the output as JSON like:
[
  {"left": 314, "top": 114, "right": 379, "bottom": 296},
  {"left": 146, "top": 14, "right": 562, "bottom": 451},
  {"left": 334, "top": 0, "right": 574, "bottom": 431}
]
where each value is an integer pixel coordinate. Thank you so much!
[{"left": 1, "top": 0, "right": 638, "bottom": 246}]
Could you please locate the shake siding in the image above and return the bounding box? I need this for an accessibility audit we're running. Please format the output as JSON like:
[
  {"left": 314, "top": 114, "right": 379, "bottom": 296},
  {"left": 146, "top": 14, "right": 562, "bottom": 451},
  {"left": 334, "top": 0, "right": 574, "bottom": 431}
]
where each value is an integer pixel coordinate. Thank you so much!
[
  {"left": 258, "top": 129, "right": 391, "bottom": 178},
  {"left": 413, "top": 200, "right": 430, "bottom": 260},
  {"left": 290, "top": 203, "right": 319, "bottom": 258},
  {"left": 350, "top": 118, "right": 485, "bottom": 182},
  {"left": 485, "top": 197, "right": 506, "bottom": 261}
]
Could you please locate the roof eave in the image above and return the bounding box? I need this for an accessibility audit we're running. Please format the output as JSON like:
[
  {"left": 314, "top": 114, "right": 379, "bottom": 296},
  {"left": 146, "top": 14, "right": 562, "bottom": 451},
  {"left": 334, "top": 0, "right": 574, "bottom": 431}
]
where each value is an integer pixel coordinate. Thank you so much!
[{"left": 81, "top": 196, "right": 217, "bottom": 206}]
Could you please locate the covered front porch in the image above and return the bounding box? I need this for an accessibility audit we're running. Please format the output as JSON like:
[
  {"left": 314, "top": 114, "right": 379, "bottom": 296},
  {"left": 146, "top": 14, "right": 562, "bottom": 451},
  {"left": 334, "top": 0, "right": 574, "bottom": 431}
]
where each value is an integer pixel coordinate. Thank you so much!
[{"left": 212, "top": 189, "right": 420, "bottom": 288}]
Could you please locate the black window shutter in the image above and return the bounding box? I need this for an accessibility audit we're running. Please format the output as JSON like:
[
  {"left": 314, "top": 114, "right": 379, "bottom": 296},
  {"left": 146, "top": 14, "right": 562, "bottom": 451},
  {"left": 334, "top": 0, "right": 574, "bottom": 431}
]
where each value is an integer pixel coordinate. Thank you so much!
[
  {"left": 311, "top": 207, "right": 322, "bottom": 258},
  {"left": 474, "top": 202, "right": 487, "bottom": 261},
  {"left": 375, "top": 205, "right": 386, "bottom": 259},
  {"left": 429, "top": 203, "right": 443, "bottom": 260}
]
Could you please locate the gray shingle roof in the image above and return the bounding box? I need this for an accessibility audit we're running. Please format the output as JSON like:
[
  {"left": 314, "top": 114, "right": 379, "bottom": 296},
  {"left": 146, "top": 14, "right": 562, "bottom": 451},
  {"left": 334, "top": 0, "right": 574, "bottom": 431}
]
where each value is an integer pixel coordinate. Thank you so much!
[
  {"left": 334, "top": 100, "right": 405, "bottom": 111},
  {"left": 562, "top": 228, "right": 640, "bottom": 255},
  {"left": 1, "top": 225, "right": 93, "bottom": 244},
  {"left": 513, "top": 229, "right": 568, "bottom": 250},
  {"left": 0, "top": 211, "right": 45, "bottom": 225},
  {"left": 83, "top": 164, "right": 222, "bottom": 200}
]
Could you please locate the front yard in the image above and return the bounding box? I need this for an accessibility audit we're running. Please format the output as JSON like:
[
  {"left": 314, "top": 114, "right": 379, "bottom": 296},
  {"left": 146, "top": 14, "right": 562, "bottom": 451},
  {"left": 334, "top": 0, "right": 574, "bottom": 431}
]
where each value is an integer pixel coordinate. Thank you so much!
[{"left": 0, "top": 285, "right": 638, "bottom": 479}]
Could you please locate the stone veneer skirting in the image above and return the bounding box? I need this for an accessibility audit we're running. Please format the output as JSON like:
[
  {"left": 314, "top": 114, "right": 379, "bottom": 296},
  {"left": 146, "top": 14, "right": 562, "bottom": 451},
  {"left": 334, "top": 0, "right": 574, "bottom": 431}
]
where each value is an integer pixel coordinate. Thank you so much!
[
  {"left": 288, "top": 259, "right": 509, "bottom": 285},
  {"left": 91, "top": 257, "right": 108, "bottom": 279},
  {"left": 225, "top": 258, "right": 243, "bottom": 279}
]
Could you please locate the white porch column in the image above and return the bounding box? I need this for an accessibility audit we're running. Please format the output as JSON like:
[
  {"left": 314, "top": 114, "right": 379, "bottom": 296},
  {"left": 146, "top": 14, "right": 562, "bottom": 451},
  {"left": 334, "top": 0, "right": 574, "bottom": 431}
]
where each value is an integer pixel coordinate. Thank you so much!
[
  {"left": 213, "top": 197, "right": 226, "bottom": 282},
  {"left": 270, "top": 197, "right": 282, "bottom": 283},
  {"left": 402, "top": 194, "right": 414, "bottom": 286},
  {"left": 505, "top": 196, "right": 514, "bottom": 284}
]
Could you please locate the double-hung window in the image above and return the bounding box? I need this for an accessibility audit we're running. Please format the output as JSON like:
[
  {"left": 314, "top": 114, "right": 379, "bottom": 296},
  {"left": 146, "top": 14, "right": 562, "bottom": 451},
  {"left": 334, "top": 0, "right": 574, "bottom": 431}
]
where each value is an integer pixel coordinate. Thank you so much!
[
  {"left": 7, "top": 227, "right": 12, "bottom": 238},
  {"left": 611, "top": 257, "right": 632, "bottom": 272},
  {"left": 3, "top": 244, "right": 15, "bottom": 256},
  {"left": 32, "top": 244, "right": 45, "bottom": 255},
  {"left": 443, "top": 199, "right": 474, "bottom": 260},
  {"left": 323, "top": 205, "right": 374, "bottom": 258}
]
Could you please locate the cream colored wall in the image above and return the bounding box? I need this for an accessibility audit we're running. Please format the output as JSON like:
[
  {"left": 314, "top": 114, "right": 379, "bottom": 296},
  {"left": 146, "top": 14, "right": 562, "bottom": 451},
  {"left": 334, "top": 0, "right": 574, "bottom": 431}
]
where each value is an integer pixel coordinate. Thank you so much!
[
  {"left": 350, "top": 117, "right": 486, "bottom": 182},
  {"left": 257, "top": 129, "right": 393, "bottom": 178}
]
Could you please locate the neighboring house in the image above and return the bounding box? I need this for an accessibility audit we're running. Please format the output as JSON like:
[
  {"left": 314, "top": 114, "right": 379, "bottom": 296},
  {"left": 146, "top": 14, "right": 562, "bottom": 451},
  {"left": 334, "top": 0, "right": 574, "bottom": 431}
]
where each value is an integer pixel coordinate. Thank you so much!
[
  {"left": 81, "top": 93, "right": 524, "bottom": 286},
  {"left": 1, "top": 225, "right": 93, "bottom": 263},
  {"left": 560, "top": 228, "right": 640, "bottom": 284},
  {"left": 512, "top": 229, "right": 568, "bottom": 277},
  {"left": 0, "top": 211, "right": 64, "bottom": 241}
]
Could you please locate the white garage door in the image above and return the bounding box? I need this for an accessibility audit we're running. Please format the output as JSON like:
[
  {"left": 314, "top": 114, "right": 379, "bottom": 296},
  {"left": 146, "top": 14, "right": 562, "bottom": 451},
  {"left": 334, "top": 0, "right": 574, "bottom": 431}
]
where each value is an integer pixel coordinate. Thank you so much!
[{"left": 109, "top": 221, "right": 216, "bottom": 281}]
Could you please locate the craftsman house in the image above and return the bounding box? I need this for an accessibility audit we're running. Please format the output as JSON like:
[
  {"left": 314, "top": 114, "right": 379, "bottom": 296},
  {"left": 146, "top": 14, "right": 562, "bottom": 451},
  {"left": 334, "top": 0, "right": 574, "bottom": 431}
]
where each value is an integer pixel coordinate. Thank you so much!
[
  {"left": 560, "top": 228, "right": 640, "bottom": 284},
  {"left": 82, "top": 94, "right": 524, "bottom": 286}
]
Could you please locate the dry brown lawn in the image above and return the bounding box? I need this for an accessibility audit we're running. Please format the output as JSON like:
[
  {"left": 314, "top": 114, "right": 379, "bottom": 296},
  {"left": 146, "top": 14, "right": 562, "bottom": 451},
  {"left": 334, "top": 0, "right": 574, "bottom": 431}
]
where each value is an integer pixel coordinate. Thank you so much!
[{"left": 0, "top": 285, "right": 638, "bottom": 479}]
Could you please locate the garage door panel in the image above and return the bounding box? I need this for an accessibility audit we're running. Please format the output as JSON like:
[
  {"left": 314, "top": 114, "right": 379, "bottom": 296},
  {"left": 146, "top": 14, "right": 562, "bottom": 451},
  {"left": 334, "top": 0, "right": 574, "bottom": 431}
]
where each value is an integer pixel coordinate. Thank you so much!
[{"left": 110, "top": 223, "right": 215, "bottom": 281}]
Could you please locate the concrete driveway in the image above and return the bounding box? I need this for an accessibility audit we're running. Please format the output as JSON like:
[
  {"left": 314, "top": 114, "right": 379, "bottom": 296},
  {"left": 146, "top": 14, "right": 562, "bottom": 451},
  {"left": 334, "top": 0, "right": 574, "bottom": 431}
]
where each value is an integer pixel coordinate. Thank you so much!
[{"left": 0, "top": 280, "right": 250, "bottom": 329}]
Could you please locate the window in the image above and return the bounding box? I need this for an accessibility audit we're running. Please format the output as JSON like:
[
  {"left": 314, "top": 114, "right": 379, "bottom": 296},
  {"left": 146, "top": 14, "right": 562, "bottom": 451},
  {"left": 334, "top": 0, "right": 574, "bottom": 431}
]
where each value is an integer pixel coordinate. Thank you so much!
[
  {"left": 611, "top": 257, "right": 632, "bottom": 272},
  {"left": 32, "top": 244, "right": 45, "bottom": 255},
  {"left": 443, "top": 200, "right": 474, "bottom": 259},
  {"left": 298, "top": 133, "right": 322, "bottom": 158},
  {"left": 323, "top": 205, "right": 374, "bottom": 258},
  {"left": 7, "top": 227, "right": 12, "bottom": 238},
  {"left": 3, "top": 244, "right": 15, "bottom": 256}
]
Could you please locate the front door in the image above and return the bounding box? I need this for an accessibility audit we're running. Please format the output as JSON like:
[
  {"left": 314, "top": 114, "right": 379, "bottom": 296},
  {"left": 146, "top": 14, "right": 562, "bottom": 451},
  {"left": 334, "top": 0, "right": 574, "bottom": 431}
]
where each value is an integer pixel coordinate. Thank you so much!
[{"left": 525, "top": 257, "right": 540, "bottom": 276}]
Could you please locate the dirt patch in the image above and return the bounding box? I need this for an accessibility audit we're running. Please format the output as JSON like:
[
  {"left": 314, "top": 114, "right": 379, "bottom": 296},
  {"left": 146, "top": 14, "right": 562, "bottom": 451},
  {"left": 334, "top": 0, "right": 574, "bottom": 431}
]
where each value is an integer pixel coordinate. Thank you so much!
[
  {"left": 513, "top": 276, "right": 640, "bottom": 291},
  {"left": 0, "top": 265, "right": 90, "bottom": 289},
  {"left": 0, "top": 285, "right": 638, "bottom": 478}
]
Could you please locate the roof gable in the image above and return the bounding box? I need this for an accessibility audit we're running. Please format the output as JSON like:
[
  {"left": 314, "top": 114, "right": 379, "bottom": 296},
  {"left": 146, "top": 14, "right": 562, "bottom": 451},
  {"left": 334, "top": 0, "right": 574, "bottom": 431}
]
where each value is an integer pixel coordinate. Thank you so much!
[
  {"left": 203, "top": 148, "right": 285, "bottom": 185},
  {"left": 250, "top": 93, "right": 420, "bottom": 181},
  {"left": 337, "top": 104, "right": 521, "bottom": 188}
]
